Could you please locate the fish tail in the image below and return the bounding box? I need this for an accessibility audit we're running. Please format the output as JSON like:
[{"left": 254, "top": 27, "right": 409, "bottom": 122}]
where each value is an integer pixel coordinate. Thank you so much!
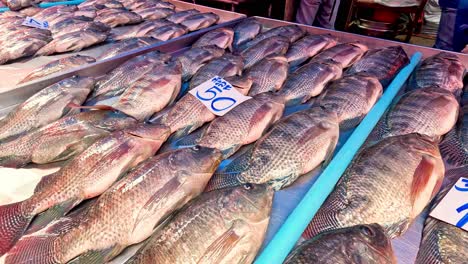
[
  {"left": 204, "top": 171, "right": 243, "bottom": 192},
  {"left": 0, "top": 201, "right": 33, "bottom": 255},
  {"left": 4, "top": 235, "right": 58, "bottom": 264}
]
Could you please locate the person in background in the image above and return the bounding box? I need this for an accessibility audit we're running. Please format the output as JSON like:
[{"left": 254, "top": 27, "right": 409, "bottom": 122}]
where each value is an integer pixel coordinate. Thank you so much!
[
  {"left": 435, "top": 0, "right": 468, "bottom": 52},
  {"left": 296, "top": 0, "right": 341, "bottom": 29}
]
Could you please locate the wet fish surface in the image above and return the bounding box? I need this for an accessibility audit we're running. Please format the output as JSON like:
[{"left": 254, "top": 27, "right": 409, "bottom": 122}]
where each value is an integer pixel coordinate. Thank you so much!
[
  {"left": 0, "top": 28, "right": 51, "bottom": 64},
  {"left": 113, "top": 60, "right": 182, "bottom": 121},
  {"left": 192, "top": 27, "right": 234, "bottom": 50},
  {"left": 285, "top": 224, "right": 396, "bottom": 264},
  {"left": 368, "top": 87, "right": 459, "bottom": 143},
  {"left": 126, "top": 184, "right": 273, "bottom": 264},
  {"left": 97, "top": 37, "right": 160, "bottom": 60},
  {"left": 4, "top": 146, "right": 222, "bottom": 264},
  {"left": 179, "top": 12, "right": 219, "bottom": 31},
  {"left": 174, "top": 45, "right": 225, "bottom": 82},
  {"left": 146, "top": 23, "right": 188, "bottom": 41},
  {"left": 407, "top": 52, "right": 465, "bottom": 97},
  {"left": 166, "top": 9, "right": 200, "bottom": 23},
  {"left": 35, "top": 29, "right": 109, "bottom": 56},
  {"left": 0, "top": 76, "right": 94, "bottom": 142},
  {"left": 189, "top": 54, "right": 244, "bottom": 89},
  {"left": 303, "top": 133, "right": 445, "bottom": 239},
  {"left": 240, "top": 25, "right": 304, "bottom": 51},
  {"left": 233, "top": 18, "right": 262, "bottom": 50},
  {"left": 315, "top": 74, "right": 383, "bottom": 130},
  {"left": 277, "top": 60, "right": 342, "bottom": 106},
  {"left": 240, "top": 36, "right": 289, "bottom": 69},
  {"left": 110, "top": 19, "right": 172, "bottom": 40},
  {"left": 95, "top": 8, "right": 142, "bottom": 27},
  {"left": 310, "top": 42, "right": 368, "bottom": 68},
  {"left": 285, "top": 34, "right": 337, "bottom": 68},
  {"left": 18, "top": 55, "right": 96, "bottom": 84},
  {"left": 134, "top": 7, "right": 174, "bottom": 20},
  {"left": 0, "top": 110, "right": 136, "bottom": 168},
  {"left": 246, "top": 55, "right": 289, "bottom": 96},
  {"left": 206, "top": 107, "right": 339, "bottom": 191},
  {"left": 347, "top": 46, "right": 410, "bottom": 86},
  {"left": 415, "top": 166, "right": 468, "bottom": 264}
]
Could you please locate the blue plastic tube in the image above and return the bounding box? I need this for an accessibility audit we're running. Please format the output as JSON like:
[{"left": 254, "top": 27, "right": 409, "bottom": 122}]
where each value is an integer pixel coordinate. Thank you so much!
[
  {"left": 254, "top": 51, "right": 422, "bottom": 264},
  {"left": 0, "top": 0, "right": 85, "bottom": 12}
]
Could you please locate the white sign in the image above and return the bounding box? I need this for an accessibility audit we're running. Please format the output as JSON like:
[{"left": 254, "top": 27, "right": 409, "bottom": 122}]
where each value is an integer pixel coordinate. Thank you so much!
[
  {"left": 22, "top": 17, "right": 49, "bottom": 29},
  {"left": 189, "top": 76, "right": 251, "bottom": 116},
  {"left": 430, "top": 177, "right": 468, "bottom": 231}
]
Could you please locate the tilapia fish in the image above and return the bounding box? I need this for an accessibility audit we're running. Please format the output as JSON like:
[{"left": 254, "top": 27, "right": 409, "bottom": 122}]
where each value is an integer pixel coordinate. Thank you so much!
[
  {"left": 4, "top": 0, "right": 39, "bottom": 11},
  {"left": 180, "top": 12, "right": 219, "bottom": 31},
  {"left": 97, "top": 37, "right": 160, "bottom": 60},
  {"left": 35, "top": 29, "right": 109, "bottom": 56},
  {"left": 166, "top": 9, "right": 200, "bottom": 23},
  {"left": 151, "top": 82, "right": 252, "bottom": 141},
  {"left": 88, "top": 51, "right": 172, "bottom": 103},
  {"left": 303, "top": 133, "right": 445, "bottom": 239},
  {"left": 195, "top": 93, "right": 285, "bottom": 158},
  {"left": 34, "top": 5, "right": 78, "bottom": 21},
  {"left": 240, "top": 25, "right": 304, "bottom": 51},
  {"left": 240, "top": 36, "right": 290, "bottom": 69},
  {"left": 439, "top": 94, "right": 467, "bottom": 166},
  {"left": 111, "top": 19, "right": 173, "bottom": 40},
  {"left": 189, "top": 54, "right": 244, "bottom": 89},
  {"left": 246, "top": 55, "right": 289, "bottom": 96},
  {"left": 113, "top": 60, "right": 182, "bottom": 121},
  {"left": 233, "top": 18, "right": 262, "bottom": 50},
  {"left": 368, "top": 87, "right": 459, "bottom": 143},
  {"left": 415, "top": 166, "right": 468, "bottom": 264},
  {"left": 18, "top": 55, "right": 96, "bottom": 84},
  {"left": 0, "top": 110, "right": 136, "bottom": 168},
  {"left": 315, "top": 74, "right": 383, "bottom": 130},
  {"left": 79, "top": 0, "right": 123, "bottom": 9},
  {"left": 127, "top": 184, "right": 273, "bottom": 264},
  {"left": 285, "top": 224, "right": 396, "bottom": 264},
  {"left": 192, "top": 27, "right": 234, "bottom": 50},
  {"left": 0, "top": 76, "right": 94, "bottom": 142},
  {"left": 174, "top": 45, "right": 225, "bottom": 82},
  {"left": 95, "top": 8, "right": 143, "bottom": 27},
  {"left": 0, "top": 32, "right": 51, "bottom": 64},
  {"left": 124, "top": 0, "right": 175, "bottom": 11},
  {"left": 206, "top": 107, "right": 339, "bottom": 191},
  {"left": 5, "top": 146, "right": 222, "bottom": 264},
  {"left": 134, "top": 7, "right": 174, "bottom": 20},
  {"left": 286, "top": 34, "right": 337, "bottom": 68},
  {"left": 51, "top": 20, "right": 110, "bottom": 39},
  {"left": 408, "top": 52, "right": 465, "bottom": 97},
  {"left": 277, "top": 60, "right": 342, "bottom": 106},
  {"left": 146, "top": 23, "right": 188, "bottom": 41},
  {"left": 310, "top": 42, "right": 368, "bottom": 68},
  {"left": 347, "top": 46, "right": 410, "bottom": 86},
  {"left": 0, "top": 124, "right": 170, "bottom": 255}
]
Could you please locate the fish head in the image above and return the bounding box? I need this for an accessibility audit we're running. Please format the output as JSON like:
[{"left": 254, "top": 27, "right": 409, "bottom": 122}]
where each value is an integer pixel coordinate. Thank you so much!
[
  {"left": 346, "top": 224, "right": 396, "bottom": 263},
  {"left": 221, "top": 184, "right": 274, "bottom": 223},
  {"left": 349, "top": 42, "right": 369, "bottom": 53},
  {"left": 94, "top": 110, "right": 137, "bottom": 131},
  {"left": 398, "top": 133, "right": 441, "bottom": 158},
  {"left": 61, "top": 76, "right": 96, "bottom": 99},
  {"left": 167, "top": 146, "right": 222, "bottom": 174},
  {"left": 201, "top": 45, "right": 226, "bottom": 57},
  {"left": 125, "top": 123, "right": 171, "bottom": 142}
]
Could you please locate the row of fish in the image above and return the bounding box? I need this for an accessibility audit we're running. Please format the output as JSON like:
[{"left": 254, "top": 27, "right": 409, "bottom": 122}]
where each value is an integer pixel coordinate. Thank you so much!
[
  {"left": 299, "top": 52, "right": 466, "bottom": 263},
  {"left": 0, "top": 20, "right": 464, "bottom": 263},
  {"left": 0, "top": 0, "right": 220, "bottom": 65}
]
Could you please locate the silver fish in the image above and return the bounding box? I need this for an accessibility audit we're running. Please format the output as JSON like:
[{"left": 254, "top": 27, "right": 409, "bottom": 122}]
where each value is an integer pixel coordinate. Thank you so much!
[
  {"left": 246, "top": 55, "right": 289, "bottom": 96},
  {"left": 310, "top": 42, "right": 368, "bottom": 68},
  {"left": 192, "top": 27, "right": 234, "bottom": 50},
  {"left": 146, "top": 23, "right": 188, "bottom": 41},
  {"left": 95, "top": 8, "right": 143, "bottom": 28},
  {"left": 97, "top": 37, "right": 160, "bottom": 61},
  {"left": 166, "top": 9, "right": 200, "bottom": 23},
  {"left": 286, "top": 34, "right": 337, "bottom": 68},
  {"left": 111, "top": 19, "right": 173, "bottom": 40},
  {"left": 35, "top": 29, "right": 108, "bottom": 56},
  {"left": 134, "top": 7, "right": 174, "bottom": 20},
  {"left": 240, "top": 25, "right": 304, "bottom": 51},
  {"left": 240, "top": 35, "right": 290, "bottom": 69},
  {"left": 233, "top": 17, "right": 262, "bottom": 50},
  {"left": 180, "top": 12, "right": 219, "bottom": 31}
]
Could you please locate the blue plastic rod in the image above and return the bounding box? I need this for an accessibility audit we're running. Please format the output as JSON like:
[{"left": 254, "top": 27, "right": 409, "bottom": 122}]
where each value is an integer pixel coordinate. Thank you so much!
[
  {"left": 254, "top": 51, "right": 422, "bottom": 264},
  {"left": 0, "top": 0, "right": 85, "bottom": 12}
]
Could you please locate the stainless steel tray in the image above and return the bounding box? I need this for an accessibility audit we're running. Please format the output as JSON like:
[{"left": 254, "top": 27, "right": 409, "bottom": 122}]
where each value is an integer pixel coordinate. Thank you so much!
[{"left": 0, "top": 0, "right": 245, "bottom": 92}]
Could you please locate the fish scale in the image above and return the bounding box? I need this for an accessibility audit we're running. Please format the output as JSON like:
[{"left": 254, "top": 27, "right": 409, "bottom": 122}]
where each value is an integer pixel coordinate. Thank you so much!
[
  {"left": 232, "top": 18, "right": 262, "bottom": 50},
  {"left": 127, "top": 184, "right": 273, "bottom": 264},
  {"left": 246, "top": 55, "right": 289, "bottom": 96},
  {"left": 189, "top": 54, "right": 243, "bottom": 89},
  {"left": 285, "top": 34, "right": 337, "bottom": 68},
  {"left": 240, "top": 36, "right": 289, "bottom": 69},
  {"left": 175, "top": 46, "right": 225, "bottom": 82},
  {"left": 303, "top": 133, "right": 445, "bottom": 240},
  {"left": 192, "top": 28, "right": 234, "bottom": 50},
  {"left": 240, "top": 25, "right": 304, "bottom": 51},
  {"left": 310, "top": 42, "right": 368, "bottom": 68}
]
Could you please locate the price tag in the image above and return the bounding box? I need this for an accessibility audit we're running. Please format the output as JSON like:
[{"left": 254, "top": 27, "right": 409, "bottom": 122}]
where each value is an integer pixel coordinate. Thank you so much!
[
  {"left": 22, "top": 17, "right": 49, "bottom": 29},
  {"left": 430, "top": 177, "right": 468, "bottom": 231},
  {"left": 189, "top": 76, "right": 251, "bottom": 116}
]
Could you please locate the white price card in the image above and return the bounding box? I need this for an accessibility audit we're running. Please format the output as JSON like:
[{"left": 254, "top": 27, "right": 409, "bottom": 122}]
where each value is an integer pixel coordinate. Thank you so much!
[
  {"left": 189, "top": 76, "right": 251, "bottom": 116},
  {"left": 22, "top": 17, "right": 49, "bottom": 29},
  {"left": 430, "top": 177, "right": 468, "bottom": 231}
]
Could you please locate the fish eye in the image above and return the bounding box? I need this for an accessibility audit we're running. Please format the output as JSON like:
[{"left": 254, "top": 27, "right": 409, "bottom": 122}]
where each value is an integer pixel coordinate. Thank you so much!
[
  {"left": 359, "top": 226, "right": 375, "bottom": 237},
  {"left": 192, "top": 145, "right": 200, "bottom": 151},
  {"left": 243, "top": 183, "right": 253, "bottom": 190}
]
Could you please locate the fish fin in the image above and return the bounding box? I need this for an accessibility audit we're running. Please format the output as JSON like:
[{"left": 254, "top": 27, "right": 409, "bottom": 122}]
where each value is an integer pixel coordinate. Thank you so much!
[
  {"left": 26, "top": 198, "right": 82, "bottom": 235},
  {"left": 221, "top": 145, "right": 254, "bottom": 172},
  {"left": 0, "top": 202, "right": 33, "bottom": 255},
  {"left": 339, "top": 115, "right": 364, "bottom": 131},
  {"left": 164, "top": 124, "right": 208, "bottom": 151},
  {"left": 133, "top": 171, "right": 187, "bottom": 233},
  {"left": 68, "top": 245, "right": 124, "bottom": 264},
  {"left": 198, "top": 220, "right": 247, "bottom": 264},
  {"left": 4, "top": 235, "right": 58, "bottom": 264},
  {"left": 204, "top": 171, "right": 243, "bottom": 192},
  {"left": 410, "top": 155, "right": 436, "bottom": 210},
  {"left": 34, "top": 172, "right": 58, "bottom": 193},
  {"left": 322, "top": 134, "right": 338, "bottom": 167},
  {"left": 440, "top": 128, "right": 467, "bottom": 167},
  {"left": 68, "top": 102, "right": 117, "bottom": 111}
]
